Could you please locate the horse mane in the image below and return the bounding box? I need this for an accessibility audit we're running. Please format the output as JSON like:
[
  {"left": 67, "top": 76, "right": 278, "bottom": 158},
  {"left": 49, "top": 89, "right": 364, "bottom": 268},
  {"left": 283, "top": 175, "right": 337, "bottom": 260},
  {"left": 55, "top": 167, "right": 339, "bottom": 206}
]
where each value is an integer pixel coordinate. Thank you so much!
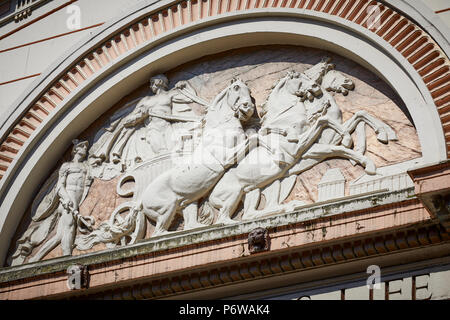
[
  {"left": 322, "top": 69, "right": 352, "bottom": 92},
  {"left": 201, "top": 86, "right": 228, "bottom": 129},
  {"left": 261, "top": 71, "right": 299, "bottom": 116},
  {"left": 321, "top": 69, "right": 338, "bottom": 89},
  {"left": 209, "top": 77, "right": 246, "bottom": 110},
  {"left": 210, "top": 85, "right": 229, "bottom": 111},
  {"left": 303, "top": 57, "right": 334, "bottom": 84},
  {"left": 203, "top": 77, "right": 246, "bottom": 127}
]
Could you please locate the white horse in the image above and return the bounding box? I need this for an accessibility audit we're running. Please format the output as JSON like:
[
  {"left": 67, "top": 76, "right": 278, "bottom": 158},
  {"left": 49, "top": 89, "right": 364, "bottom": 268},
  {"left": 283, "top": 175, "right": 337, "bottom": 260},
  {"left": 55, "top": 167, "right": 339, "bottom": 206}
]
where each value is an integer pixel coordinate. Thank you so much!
[
  {"left": 288, "top": 60, "right": 398, "bottom": 177},
  {"left": 75, "top": 78, "right": 257, "bottom": 248},
  {"left": 205, "top": 71, "right": 357, "bottom": 223},
  {"left": 241, "top": 60, "right": 399, "bottom": 220},
  {"left": 140, "top": 78, "right": 259, "bottom": 236}
]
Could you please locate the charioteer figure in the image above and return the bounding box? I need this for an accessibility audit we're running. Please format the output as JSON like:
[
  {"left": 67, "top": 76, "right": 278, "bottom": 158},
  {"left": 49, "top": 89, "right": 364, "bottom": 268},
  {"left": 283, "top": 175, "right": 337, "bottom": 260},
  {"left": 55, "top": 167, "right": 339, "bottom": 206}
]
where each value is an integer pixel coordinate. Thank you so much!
[{"left": 89, "top": 74, "right": 206, "bottom": 170}]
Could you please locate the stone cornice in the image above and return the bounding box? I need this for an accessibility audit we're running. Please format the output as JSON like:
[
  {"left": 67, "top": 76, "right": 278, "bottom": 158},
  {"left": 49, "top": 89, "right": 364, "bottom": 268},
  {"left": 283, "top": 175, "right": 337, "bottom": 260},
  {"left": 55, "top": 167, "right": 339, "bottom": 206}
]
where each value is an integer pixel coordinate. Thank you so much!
[
  {"left": 0, "top": 188, "right": 440, "bottom": 299},
  {"left": 2, "top": 221, "right": 447, "bottom": 299},
  {"left": 408, "top": 160, "right": 450, "bottom": 232},
  {"left": 0, "top": 188, "right": 416, "bottom": 281}
]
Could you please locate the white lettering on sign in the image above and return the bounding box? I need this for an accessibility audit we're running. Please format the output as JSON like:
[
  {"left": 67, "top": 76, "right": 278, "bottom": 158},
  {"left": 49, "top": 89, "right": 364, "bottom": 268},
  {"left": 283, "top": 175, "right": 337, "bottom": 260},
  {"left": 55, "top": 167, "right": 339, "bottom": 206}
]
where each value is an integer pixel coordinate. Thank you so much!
[
  {"left": 415, "top": 274, "right": 432, "bottom": 300},
  {"left": 287, "top": 269, "right": 450, "bottom": 300}
]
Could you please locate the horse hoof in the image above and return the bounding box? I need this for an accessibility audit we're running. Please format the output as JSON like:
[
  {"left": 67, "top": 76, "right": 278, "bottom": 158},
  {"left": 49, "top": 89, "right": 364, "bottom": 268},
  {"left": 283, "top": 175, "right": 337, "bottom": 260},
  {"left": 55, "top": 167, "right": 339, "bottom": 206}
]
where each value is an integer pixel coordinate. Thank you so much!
[
  {"left": 364, "top": 161, "right": 377, "bottom": 175},
  {"left": 377, "top": 130, "right": 388, "bottom": 144}
]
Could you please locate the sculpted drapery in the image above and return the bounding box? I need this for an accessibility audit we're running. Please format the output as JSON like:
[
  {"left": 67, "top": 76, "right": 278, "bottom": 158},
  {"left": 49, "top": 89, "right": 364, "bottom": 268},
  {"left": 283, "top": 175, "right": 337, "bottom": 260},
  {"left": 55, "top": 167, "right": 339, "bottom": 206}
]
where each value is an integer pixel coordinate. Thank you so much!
[{"left": 89, "top": 74, "right": 202, "bottom": 175}]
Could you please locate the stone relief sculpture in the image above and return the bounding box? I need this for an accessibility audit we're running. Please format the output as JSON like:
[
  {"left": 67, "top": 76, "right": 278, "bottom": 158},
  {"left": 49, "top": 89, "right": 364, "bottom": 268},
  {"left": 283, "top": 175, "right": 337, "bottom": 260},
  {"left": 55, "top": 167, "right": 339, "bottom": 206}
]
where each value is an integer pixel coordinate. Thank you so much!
[
  {"left": 206, "top": 60, "right": 398, "bottom": 222},
  {"left": 88, "top": 74, "right": 204, "bottom": 179},
  {"left": 12, "top": 56, "right": 404, "bottom": 264},
  {"left": 291, "top": 58, "right": 398, "bottom": 176},
  {"left": 74, "top": 78, "right": 259, "bottom": 249},
  {"left": 206, "top": 70, "right": 358, "bottom": 223},
  {"left": 238, "top": 58, "right": 398, "bottom": 220},
  {"left": 11, "top": 140, "right": 95, "bottom": 266}
]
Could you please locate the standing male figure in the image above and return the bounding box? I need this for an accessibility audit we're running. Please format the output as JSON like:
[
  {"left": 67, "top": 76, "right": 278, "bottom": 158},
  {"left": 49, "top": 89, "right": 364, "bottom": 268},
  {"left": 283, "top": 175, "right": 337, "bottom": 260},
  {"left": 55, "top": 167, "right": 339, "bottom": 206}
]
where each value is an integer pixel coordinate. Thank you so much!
[{"left": 29, "top": 140, "right": 94, "bottom": 262}]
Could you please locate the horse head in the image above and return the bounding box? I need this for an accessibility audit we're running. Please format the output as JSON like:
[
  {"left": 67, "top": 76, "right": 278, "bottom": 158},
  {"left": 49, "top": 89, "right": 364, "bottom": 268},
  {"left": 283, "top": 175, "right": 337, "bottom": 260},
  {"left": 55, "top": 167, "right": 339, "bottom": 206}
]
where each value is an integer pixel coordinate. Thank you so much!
[
  {"left": 261, "top": 71, "right": 323, "bottom": 119},
  {"left": 303, "top": 57, "right": 335, "bottom": 84},
  {"left": 290, "top": 71, "right": 323, "bottom": 102},
  {"left": 322, "top": 69, "right": 355, "bottom": 96},
  {"left": 211, "top": 77, "right": 255, "bottom": 123}
]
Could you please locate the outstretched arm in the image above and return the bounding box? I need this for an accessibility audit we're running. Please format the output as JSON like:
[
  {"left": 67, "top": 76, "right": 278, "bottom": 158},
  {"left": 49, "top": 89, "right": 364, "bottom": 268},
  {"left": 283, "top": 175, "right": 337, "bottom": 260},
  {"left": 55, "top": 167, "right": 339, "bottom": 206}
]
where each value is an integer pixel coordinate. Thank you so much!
[
  {"left": 123, "top": 102, "right": 149, "bottom": 127},
  {"left": 171, "top": 80, "right": 197, "bottom": 104}
]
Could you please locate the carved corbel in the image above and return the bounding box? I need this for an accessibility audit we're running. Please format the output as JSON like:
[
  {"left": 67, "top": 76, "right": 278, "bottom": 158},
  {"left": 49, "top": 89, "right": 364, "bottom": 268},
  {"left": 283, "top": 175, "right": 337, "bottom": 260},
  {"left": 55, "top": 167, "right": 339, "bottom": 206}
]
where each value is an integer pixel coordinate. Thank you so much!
[
  {"left": 432, "top": 194, "right": 450, "bottom": 232},
  {"left": 248, "top": 227, "right": 270, "bottom": 254},
  {"left": 14, "top": 8, "right": 32, "bottom": 22}
]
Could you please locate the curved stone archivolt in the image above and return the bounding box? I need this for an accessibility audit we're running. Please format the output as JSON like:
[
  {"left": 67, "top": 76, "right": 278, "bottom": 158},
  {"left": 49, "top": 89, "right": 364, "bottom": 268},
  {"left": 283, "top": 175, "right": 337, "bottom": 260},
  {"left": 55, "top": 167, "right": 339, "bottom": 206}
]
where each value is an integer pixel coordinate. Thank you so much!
[{"left": 0, "top": 0, "right": 449, "bottom": 181}]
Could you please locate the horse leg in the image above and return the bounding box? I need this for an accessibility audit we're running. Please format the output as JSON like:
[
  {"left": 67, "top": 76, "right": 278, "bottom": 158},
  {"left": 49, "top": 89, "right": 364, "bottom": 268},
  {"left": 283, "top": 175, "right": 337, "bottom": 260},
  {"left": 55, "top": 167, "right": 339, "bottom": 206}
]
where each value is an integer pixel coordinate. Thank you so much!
[
  {"left": 288, "top": 117, "right": 351, "bottom": 176},
  {"left": 262, "top": 178, "right": 304, "bottom": 214},
  {"left": 306, "top": 144, "right": 377, "bottom": 174},
  {"left": 208, "top": 169, "right": 242, "bottom": 225},
  {"left": 289, "top": 115, "right": 363, "bottom": 175},
  {"left": 262, "top": 179, "right": 281, "bottom": 209},
  {"left": 213, "top": 167, "right": 272, "bottom": 224},
  {"left": 297, "top": 116, "right": 352, "bottom": 156},
  {"left": 334, "top": 145, "right": 376, "bottom": 174},
  {"left": 344, "top": 111, "right": 397, "bottom": 143},
  {"left": 290, "top": 143, "right": 376, "bottom": 175},
  {"left": 216, "top": 188, "right": 243, "bottom": 225},
  {"left": 342, "top": 122, "right": 366, "bottom": 166},
  {"left": 324, "top": 117, "right": 353, "bottom": 148},
  {"left": 242, "top": 188, "right": 261, "bottom": 220},
  {"left": 152, "top": 201, "right": 178, "bottom": 237},
  {"left": 142, "top": 191, "right": 179, "bottom": 237},
  {"left": 288, "top": 157, "right": 323, "bottom": 176},
  {"left": 183, "top": 202, "right": 207, "bottom": 230}
]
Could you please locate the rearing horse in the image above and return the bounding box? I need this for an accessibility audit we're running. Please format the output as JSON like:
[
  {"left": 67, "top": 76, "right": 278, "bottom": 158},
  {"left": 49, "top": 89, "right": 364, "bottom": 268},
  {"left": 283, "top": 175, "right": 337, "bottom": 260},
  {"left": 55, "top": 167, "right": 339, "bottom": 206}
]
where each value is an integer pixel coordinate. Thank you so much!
[
  {"left": 75, "top": 78, "right": 257, "bottom": 248},
  {"left": 288, "top": 59, "right": 398, "bottom": 177},
  {"left": 205, "top": 71, "right": 355, "bottom": 224},
  {"left": 140, "top": 78, "right": 257, "bottom": 236},
  {"left": 242, "top": 60, "right": 399, "bottom": 220}
]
